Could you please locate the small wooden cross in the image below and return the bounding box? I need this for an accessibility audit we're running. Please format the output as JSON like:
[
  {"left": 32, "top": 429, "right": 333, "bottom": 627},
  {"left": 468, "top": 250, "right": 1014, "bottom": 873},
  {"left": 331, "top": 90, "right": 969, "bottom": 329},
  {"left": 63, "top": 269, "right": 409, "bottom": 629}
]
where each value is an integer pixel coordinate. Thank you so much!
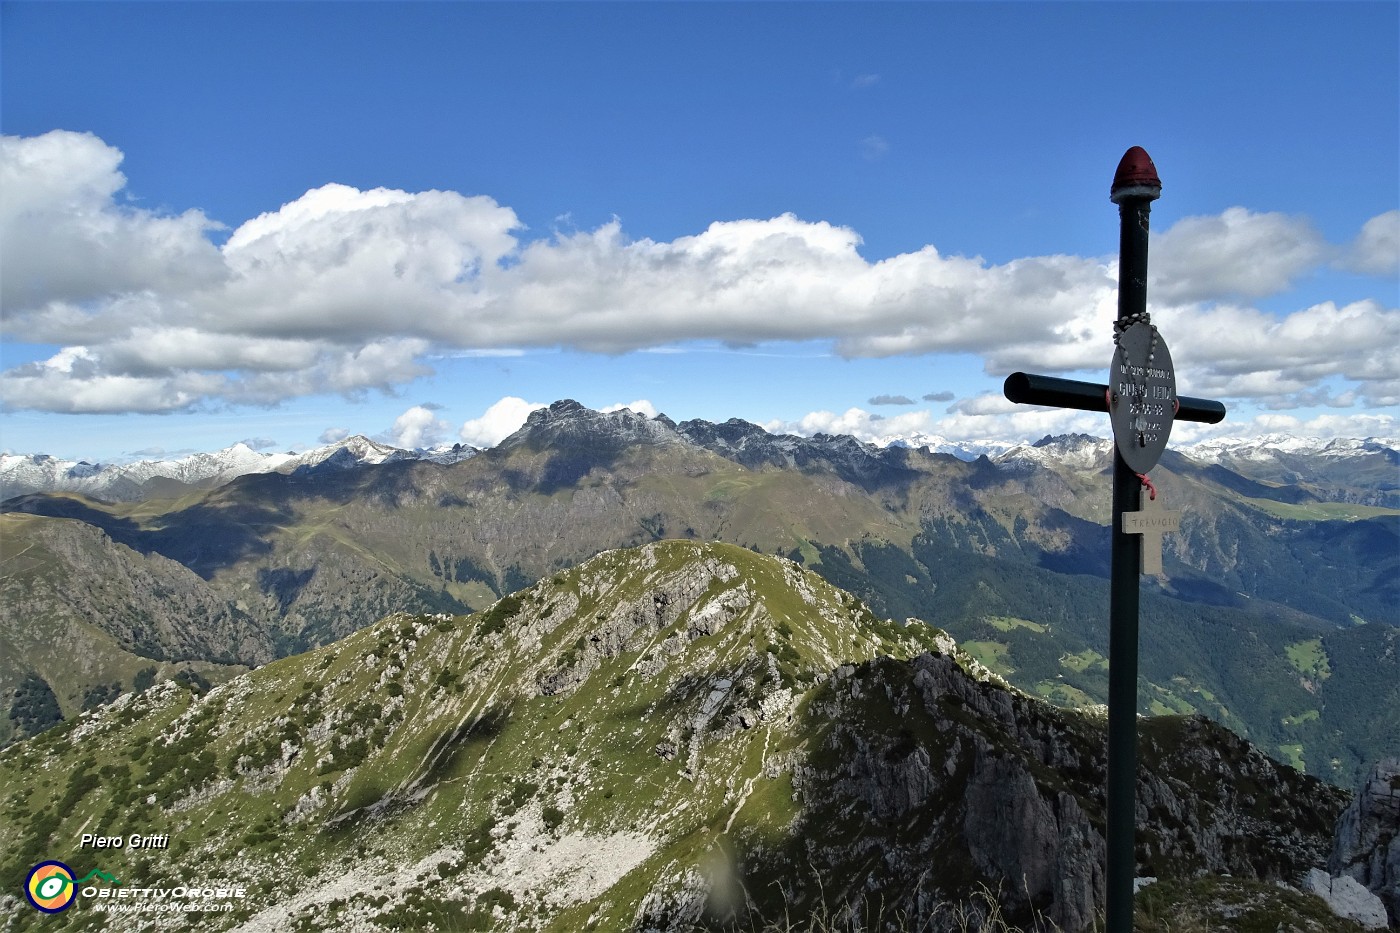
[{"left": 1121, "top": 492, "right": 1181, "bottom": 575}]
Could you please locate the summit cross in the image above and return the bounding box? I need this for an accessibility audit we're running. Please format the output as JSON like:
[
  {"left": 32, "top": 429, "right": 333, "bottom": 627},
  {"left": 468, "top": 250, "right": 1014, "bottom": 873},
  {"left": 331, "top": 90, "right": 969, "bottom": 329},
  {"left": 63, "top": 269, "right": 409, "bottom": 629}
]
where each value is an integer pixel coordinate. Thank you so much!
[{"left": 1002, "top": 147, "right": 1226, "bottom": 933}]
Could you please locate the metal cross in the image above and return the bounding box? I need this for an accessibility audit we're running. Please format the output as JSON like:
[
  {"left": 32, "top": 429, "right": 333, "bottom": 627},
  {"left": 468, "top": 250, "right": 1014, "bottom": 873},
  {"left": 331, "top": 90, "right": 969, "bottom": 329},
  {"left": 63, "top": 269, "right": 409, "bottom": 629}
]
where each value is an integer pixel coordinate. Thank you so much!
[{"left": 1001, "top": 147, "right": 1225, "bottom": 933}]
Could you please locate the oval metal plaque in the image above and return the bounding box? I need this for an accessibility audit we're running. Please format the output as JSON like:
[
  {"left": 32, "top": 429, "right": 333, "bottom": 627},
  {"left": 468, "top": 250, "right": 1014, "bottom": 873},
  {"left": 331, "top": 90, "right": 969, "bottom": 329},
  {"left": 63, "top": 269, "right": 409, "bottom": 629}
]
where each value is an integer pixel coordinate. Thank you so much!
[{"left": 1109, "top": 322, "right": 1176, "bottom": 473}]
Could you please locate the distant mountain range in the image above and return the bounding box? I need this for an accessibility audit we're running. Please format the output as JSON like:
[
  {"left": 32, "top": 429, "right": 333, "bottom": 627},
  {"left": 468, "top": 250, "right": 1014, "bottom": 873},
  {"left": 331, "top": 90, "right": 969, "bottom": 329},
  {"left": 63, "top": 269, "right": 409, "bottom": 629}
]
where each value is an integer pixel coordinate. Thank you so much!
[
  {"left": 3, "top": 401, "right": 1397, "bottom": 785},
  {"left": 3, "top": 413, "right": 1394, "bottom": 505},
  {"left": 0, "top": 436, "right": 479, "bottom": 503}
]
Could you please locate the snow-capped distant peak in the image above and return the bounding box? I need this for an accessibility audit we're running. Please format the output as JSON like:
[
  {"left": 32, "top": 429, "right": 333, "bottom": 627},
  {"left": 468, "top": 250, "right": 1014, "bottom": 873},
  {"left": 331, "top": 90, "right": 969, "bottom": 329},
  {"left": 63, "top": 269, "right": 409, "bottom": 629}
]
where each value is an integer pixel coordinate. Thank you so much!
[
  {"left": 0, "top": 436, "right": 425, "bottom": 501},
  {"left": 1176, "top": 434, "right": 1399, "bottom": 463},
  {"left": 118, "top": 444, "right": 297, "bottom": 485},
  {"left": 0, "top": 443, "right": 298, "bottom": 501},
  {"left": 415, "top": 442, "right": 479, "bottom": 465},
  {"left": 285, "top": 435, "right": 410, "bottom": 471},
  {"left": 994, "top": 434, "right": 1115, "bottom": 470},
  {"left": 873, "top": 432, "right": 1018, "bottom": 462}
]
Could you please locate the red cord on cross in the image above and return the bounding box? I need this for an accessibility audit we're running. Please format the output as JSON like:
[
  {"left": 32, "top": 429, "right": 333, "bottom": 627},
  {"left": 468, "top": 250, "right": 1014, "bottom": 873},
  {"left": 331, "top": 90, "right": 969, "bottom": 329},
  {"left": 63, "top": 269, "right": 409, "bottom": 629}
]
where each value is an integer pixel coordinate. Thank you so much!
[{"left": 1136, "top": 473, "right": 1157, "bottom": 500}]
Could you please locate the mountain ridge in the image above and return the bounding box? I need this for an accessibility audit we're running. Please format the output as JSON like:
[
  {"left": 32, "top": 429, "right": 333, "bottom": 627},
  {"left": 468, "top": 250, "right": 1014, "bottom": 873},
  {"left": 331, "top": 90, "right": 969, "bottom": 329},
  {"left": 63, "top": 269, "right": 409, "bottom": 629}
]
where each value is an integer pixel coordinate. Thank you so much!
[
  {"left": 0, "top": 541, "right": 1356, "bottom": 931},
  {"left": 0, "top": 435, "right": 480, "bottom": 503},
  {"left": 4, "top": 400, "right": 1394, "bottom": 504}
]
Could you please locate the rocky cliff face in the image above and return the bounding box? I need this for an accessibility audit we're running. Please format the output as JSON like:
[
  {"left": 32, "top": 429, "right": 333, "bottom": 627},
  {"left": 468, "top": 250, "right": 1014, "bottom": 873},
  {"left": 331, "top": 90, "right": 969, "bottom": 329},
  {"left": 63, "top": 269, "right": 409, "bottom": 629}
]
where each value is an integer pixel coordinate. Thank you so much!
[
  {"left": 762, "top": 650, "right": 1347, "bottom": 931},
  {"left": 1330, "top": 757, "right": 1400, "bottom": 925}
]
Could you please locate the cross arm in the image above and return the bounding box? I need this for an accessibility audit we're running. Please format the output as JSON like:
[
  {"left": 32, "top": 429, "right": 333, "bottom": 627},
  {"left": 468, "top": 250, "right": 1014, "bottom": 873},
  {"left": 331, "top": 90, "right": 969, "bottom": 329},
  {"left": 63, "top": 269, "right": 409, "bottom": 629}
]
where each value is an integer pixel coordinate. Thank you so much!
[{"left": 1003, "top": 372, "right": 1226, "bottom": 424}]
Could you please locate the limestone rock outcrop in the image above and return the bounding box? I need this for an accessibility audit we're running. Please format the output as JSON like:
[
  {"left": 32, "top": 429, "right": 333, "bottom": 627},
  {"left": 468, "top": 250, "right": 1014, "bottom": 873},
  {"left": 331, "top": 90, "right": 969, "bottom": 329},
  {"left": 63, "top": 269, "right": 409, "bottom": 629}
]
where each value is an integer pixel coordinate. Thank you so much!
[
  {"left": 1330, "top": 757, "right": 1400, "bottom": 926},
  {"left": 779, "top": 648, "right": 1347, "bottom": 931},
  {"left": 1302, "top": 868, "right": 1389, "bottom": 929}
]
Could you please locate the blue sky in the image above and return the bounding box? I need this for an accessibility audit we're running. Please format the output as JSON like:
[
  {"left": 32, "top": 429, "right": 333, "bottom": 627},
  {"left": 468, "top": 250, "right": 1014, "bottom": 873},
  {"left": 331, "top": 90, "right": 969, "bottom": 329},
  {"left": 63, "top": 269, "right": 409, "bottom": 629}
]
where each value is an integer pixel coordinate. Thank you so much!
[{"left": 2, "top": 2, "right": 1396, "bottom": 462}]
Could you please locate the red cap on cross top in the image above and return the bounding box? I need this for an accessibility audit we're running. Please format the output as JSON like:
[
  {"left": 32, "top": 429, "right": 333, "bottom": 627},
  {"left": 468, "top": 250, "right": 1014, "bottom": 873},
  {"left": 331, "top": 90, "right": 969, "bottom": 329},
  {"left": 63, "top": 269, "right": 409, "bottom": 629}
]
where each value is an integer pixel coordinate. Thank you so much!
[{"left": 1110, "top": 147, "right": 1162, "bottom": 203}]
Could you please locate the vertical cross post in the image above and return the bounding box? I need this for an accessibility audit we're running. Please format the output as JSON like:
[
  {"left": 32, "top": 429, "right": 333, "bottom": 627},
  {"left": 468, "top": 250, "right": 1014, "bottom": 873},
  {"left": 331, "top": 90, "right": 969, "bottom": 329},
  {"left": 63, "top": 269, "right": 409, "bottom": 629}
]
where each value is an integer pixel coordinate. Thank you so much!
[
  {"left": 1001, "top": 148, "right": 1225, "bottom": 932},
  {"left": 1105, "top": 146, "right": 1161, "bottom": 933}
]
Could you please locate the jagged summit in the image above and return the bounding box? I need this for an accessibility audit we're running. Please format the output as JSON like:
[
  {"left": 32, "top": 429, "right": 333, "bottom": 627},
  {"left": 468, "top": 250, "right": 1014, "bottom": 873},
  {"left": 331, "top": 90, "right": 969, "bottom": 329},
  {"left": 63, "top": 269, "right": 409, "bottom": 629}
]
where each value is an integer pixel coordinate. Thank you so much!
[
  {"left": 673, "top": 415, "right": 772, "bottom": 453},
  {"left": 492, "top": 402, "right": 916, "bottom": 488},
  {"left": 1032, "top": 432, "right": 1099, "bottom": 448},
  {"left": 676, "top": 416, "right": 889, "bottom": 475},
  {"left": 288, "top": 434, "right": 414, "bottom": 472},
  {"left": 679, "top": 415, "right": 801, "bottom": 469},
  {"left": 498, "top": 399, "right": 692, "bottom": 452},
  {"left": 995, "top": 433, "right": 1114, "bottom": 472}
]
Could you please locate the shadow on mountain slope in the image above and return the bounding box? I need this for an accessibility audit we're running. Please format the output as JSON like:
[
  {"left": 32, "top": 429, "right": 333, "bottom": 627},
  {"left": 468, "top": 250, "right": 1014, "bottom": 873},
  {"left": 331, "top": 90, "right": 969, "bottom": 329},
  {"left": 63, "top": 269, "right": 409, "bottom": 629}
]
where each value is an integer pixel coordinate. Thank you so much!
[
  {"left": 656, "top": 652, "right": 1347, "bottom": 933},
  {"left": 2, "top": 493, "right": 276, "bottom": 578}
]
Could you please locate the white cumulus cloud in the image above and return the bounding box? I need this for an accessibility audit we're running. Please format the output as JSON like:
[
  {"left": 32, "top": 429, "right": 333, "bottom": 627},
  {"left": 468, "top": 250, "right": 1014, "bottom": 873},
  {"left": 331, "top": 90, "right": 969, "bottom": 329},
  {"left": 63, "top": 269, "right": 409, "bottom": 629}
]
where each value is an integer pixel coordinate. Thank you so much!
[
  {"left": 1341, "top": 210, "right": 1399, "bottom": 277},
  {"left": 1168, "top": 300, "right": 1398, "bottom": 408},
  {"left": 766, "top": 403, "right": 1104, "bottom": 446},
  {"left": 0, "top": 132, "right": 226, "bottom": 315},
  {"left": 2, "top": 130, "right": 1394, "bottom": 424},
  {"left": 1151, "top": 207, "right": 1328, "bottom": 303},
  {"left": 390, "top": 405, "right": 452, "bottom": 449},
  {"left": 601, "top": 399, "right": 658, "bottom": 418},
  {"left": 458, "top": 396, "right": 548, "bottom": 448}
]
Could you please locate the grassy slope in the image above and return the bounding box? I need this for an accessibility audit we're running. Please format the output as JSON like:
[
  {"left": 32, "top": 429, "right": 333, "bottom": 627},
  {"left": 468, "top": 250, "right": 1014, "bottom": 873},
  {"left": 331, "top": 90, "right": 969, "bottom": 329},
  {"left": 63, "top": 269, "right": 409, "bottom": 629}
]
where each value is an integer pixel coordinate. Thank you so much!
[
  {"left": 0, "top": 541, "right": 948, "bottom": 932},
  {"left": 0, "top": 513, "right": 250, "bottom": 746}
]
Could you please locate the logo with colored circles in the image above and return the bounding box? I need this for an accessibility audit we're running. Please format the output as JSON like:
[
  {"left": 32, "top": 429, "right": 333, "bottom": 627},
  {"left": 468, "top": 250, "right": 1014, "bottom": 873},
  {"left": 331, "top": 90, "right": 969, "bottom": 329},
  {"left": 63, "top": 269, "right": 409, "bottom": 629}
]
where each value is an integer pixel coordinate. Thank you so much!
[{"left": 25, "top": 861, "right": 77, "bottom": 913}]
